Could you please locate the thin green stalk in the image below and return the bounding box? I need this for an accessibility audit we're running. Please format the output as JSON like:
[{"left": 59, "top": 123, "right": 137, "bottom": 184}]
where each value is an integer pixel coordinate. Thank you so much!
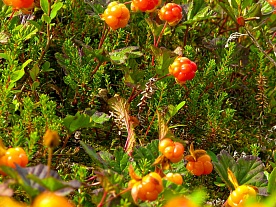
[{"left": 38, "top": 0, "right": 52, "bottom": 65}]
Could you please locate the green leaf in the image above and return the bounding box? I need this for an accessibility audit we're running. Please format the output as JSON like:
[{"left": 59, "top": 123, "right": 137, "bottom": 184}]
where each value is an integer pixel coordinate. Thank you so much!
[
  {"left": 40, "top": 0, "right": 49, "bottom": 14},
  {"left": 80, "top": 141, "right": 107, "bottom": 169},
  {"left": 41, "top": 61, "right": 54, "bottom": 72},
  {"left": 123, "top": 61, "right": 146, "bottom": 85},
  {"left": 151, "top": 46, "right": 178, "bottom": 76},
  {"left": 13, "top": 24, "right": 38, "bottom": 42},
  {"left": 213, "top": 150, "right": 268, "bottom": 192},
  {"left": 187, "top": 0, "right": 205, "bottom": 20},
  {"left": 30, "top": 64, "right": 40, "bottom": 81},
  {"left": 236, "top": 155, "right": 267, "bottom": 187},
  {"left": 165, "top": 101, "right": 185, "bottom": 121},
  {"left": 145, "top": 18, "right": 167, "bottom": 38},
  {"left": 268, "top": 167, "right": 276, "bottom": 194},
  {"left": 27, "top": 20, "right": 42, "bottom": 30},
  {"left": 22, "top": 59, "right": 32, "bottom": 70},
  {"left": 216, "top": 0, "right": 237, "bottom": 22},
  {"left": 10, "top": 69, "right": 25, "bottom": 83},
  {"left": 27, "top": 175, "right": 80, "bottom": 193},
  {"left": 50, "top": 2, "right": 63, "bottom": 19},
  {"left": 31, "top": 81, "right": 40, "bottom": 91},
  {"left": 110, "top": 147, "right": 130, "bottom": 174},
  {"left": 63, "top": 111, "right": 108, "bottom": 133},
  {"left": 91, "top": 111, "right": 110, "bottom": 124},
  {"left": 0, "top": 53, "right": 9, "bottom": 60},
  {"left": 41, "top": 14, "right": 51, "bottom": 24},
  {"left": 213, "top": 150, "right": 238, "bottom": 190},
  {"left": 63, "top": 113, "right": 91, "bottom": 133},
  {"left": 207, "top": 150, "right": 218, "bottom": 163},
  {"left": 132, "top": 140, "right": 159, "bottom": 164},
  {"left": 109, "top": 46, "right": 143, "bottom": 64}
]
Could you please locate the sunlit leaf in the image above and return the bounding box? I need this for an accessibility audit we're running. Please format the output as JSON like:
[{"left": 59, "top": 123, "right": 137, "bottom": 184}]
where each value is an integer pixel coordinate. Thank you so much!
[
  {"left": 40, "top": 0, "right": 49, "bottom": 14},
  {"left": 50, "top": 2, "right": 63, "bottom": 19}
]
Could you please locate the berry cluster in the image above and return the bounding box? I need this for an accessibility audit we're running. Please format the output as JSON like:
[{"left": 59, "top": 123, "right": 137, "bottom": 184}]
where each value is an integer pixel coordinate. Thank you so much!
[
  {"left": 165, "top": 172, "right": 183, "bottom": 185},
  {"left": 185, "top": 143, "right": 213, "bottom": 176},
  {"left": 3, "top": 0, "right": 34, "bottom": 13},
  {"left": 227, "top": 185, "right": 257, "bottom": 207},
  {"left": 129, "top": 172, "right": 163, "bottom": 202},
  {"left": 158, "top": 138, "right": 184, "bottom": 163},
  {"left": 0, "top": 147, "right": 28, "bottom": 175},
  {"left": 169, "top": 57, "right": 197, "bottom": 83},
  {"left": 102, "top": 1, "right": 183, "bottom": 30},
  {"left": 101, "top": 2, "right": 130, "bottom": 30},
  {"left": 158, "top": 3, "right": 183, "bottom": 26},
  {"left": 131, "top": 0, "right": 161, "bottom": 12}
]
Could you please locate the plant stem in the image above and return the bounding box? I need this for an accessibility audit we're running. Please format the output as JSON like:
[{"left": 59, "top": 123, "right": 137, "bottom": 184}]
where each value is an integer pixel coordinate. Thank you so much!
[
  {"left": 244, "top": 27, "right": 276, "bottom": 67},
  {"left": 98, "top": 25, "right": 110, "bottom": 49},
  {"left": 97, "top": 190, "right": 107, "bottom": 207},
  {"left": 38, "top": 0, "right": 52, "bottom": 65},
  {"left": 155, "top": 21, "right": 168, "bottom": 47},
  {"left": 47, "top": 147, "right": 53, "bottom": 177},
  {"left": 183, "top": 25, "right": 189, "bottom": 47},
  {"left": 152, "top": 21, "right": 168, "bottom": 66},
  {"left": 144, "top": 85, "right": 165, "bottom": 137}
]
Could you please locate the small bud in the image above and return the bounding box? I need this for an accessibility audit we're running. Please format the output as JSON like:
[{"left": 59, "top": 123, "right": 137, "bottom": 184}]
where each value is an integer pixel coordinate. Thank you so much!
[{"left": 43, "top": 129, "right": 60, "bottom": 148}]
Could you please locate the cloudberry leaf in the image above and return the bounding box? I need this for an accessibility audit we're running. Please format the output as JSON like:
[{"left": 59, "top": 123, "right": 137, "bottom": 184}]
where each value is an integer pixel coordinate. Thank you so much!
[
  {"left": 151, "top": 46, "right": 178, "bottom": 76},
  {"left": 213, "top": 150, "right": 268, "bottom": 194}
]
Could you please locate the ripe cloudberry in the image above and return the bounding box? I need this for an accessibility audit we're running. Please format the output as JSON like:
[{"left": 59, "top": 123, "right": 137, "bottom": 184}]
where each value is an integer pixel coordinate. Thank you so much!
[
  {"left": 0, "top": 147, "right": 28, "bottom": 176},
  {"left": 3, "top": 0, "right": 34, "bottom": 10},
  {"left": 159, "top": 138, "right": 184, "bottom": 163},
  {"left": 131, "top": 0, "right": 161, "bottom": 12},
  {"left": 101, "top": 2, "right": 130, "bottom": 30},
  {"left": 32, "top": 191, "right": 75, "bottom": 207},
  {"left": 226, "top": 168, "right": 258, "bottom": 207},
  {"left": 267, "top": 0, "right": 276, "bottom": 7},
  {"left": 129, "top": 172, "right": 163, "bottom": 202},
  {"left": 165, "top": 172, "right": 183, "bottom": 185},
  {"left": 185, "top": 143, "right": 213, "bottom": 176},
  {"left": 227, "top": 185, "right": 257, "bottom": 207},
  {"left": 158, "top": 3, "right": 183, "bottom": 26},
  {"left": 169, "top": 57, "right": 197, "bottom": 83}
]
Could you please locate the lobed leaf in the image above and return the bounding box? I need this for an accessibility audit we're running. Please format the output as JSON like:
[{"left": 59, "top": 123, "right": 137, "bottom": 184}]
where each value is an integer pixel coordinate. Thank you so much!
[
  {"left": 213, "top": 150, "right": 268, "bottom": 192},
  {"left": 213, "top": 150, "right": 238, "bottom": 190}
]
